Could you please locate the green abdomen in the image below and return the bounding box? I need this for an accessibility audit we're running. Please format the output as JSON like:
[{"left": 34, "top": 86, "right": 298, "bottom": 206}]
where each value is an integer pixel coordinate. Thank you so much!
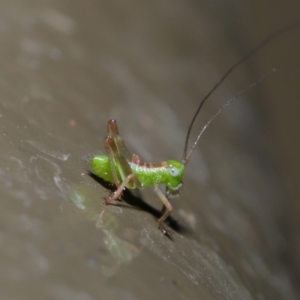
[{"left": 91, "top": 155, "right": 115, "bottom": 183}]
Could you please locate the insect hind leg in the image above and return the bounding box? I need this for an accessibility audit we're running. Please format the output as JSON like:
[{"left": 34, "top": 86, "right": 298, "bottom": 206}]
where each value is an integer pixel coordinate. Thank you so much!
[
  {"left": 107, "top": 119, "right": 131, "bottom": 159},
  {"left": 104, "top": 135, "right": 121, "bottom": 188},
  {"left": 104, "top": 120, "right": 142, "bottom": 203}
]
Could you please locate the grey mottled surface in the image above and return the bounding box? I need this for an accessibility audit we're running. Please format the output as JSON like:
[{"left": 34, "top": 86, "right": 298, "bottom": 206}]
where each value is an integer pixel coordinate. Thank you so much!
[{"left": 0, "top": 1, "right": 299, "bottom": 299}]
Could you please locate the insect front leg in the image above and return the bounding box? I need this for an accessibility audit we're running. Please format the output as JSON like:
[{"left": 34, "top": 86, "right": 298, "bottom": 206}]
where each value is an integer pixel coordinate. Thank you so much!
[{"left": 154, "top": 185, "right": 173, "bottom": 235}]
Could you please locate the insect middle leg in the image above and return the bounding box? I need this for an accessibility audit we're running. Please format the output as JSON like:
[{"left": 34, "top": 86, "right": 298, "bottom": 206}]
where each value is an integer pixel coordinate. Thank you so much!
[{"left": 104, "top": 173, "right": 138, "bottom": 204}]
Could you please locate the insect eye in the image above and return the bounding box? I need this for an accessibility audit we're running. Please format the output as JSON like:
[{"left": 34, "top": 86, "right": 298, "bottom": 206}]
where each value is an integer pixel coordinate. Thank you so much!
[{"left": 168, "top": 167, "right": 179, "bottom": 177}]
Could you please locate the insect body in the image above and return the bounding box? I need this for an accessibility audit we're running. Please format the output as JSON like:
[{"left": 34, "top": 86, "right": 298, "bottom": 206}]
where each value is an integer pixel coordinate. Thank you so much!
[
  {"left": 91, "top": 119, "right": 185, "bottom": 234},
  {"left": 91, "top": 21, "right": 300, "bottom": 235},
  {"left": 92, "top": 150, "right": 184, "bottom": 192}
]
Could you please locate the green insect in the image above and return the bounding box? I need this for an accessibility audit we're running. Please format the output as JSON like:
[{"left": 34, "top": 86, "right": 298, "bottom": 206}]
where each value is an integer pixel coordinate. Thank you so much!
[{"left": 91, "top": 22, "right": 299, "bottom": 235}]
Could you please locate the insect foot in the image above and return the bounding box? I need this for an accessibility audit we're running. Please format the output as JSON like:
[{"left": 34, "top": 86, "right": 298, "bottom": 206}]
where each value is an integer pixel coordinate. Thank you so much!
[
  {"left": 102, "top": 192, "right": 121, "bottom": 205},
  {"left": 158, "top": 223, "right": 173, "bottom": 235},
  {"left": 103, "top": 197, "right": 110, "bottom": 205}
]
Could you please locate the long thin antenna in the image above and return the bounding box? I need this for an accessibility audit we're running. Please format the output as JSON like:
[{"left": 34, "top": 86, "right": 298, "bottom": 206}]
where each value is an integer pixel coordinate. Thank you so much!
[
  {"left": 185, "top": 69, "right": 276, "bottom": 163},
  {"left": 182, "top": 20, "right": 300, "bottom": 165}
]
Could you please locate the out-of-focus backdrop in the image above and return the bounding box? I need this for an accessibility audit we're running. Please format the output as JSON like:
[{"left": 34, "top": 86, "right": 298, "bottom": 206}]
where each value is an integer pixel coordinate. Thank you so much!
[
  {"left": 251, "top": 1, "right": 300, "bottom": 280},
  {"left": 0, "top": 0, "right": 299, "bottom": 299}
]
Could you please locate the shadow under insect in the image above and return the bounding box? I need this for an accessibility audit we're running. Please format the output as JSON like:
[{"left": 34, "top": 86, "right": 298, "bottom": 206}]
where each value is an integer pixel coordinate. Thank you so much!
[{"left": 89, "top": 171, "right": 190, "bottom": 235}]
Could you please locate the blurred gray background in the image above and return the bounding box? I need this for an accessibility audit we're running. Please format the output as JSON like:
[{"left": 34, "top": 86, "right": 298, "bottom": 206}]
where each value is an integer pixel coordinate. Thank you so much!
[{"left": 0, "top": 0, "right": 299, "bottom": 299}]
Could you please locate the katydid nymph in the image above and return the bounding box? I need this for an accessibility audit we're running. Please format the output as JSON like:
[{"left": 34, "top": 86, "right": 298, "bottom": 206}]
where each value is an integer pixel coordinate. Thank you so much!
[{"left": 91, "top": 21, "right": 300, "bottom": 235}]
